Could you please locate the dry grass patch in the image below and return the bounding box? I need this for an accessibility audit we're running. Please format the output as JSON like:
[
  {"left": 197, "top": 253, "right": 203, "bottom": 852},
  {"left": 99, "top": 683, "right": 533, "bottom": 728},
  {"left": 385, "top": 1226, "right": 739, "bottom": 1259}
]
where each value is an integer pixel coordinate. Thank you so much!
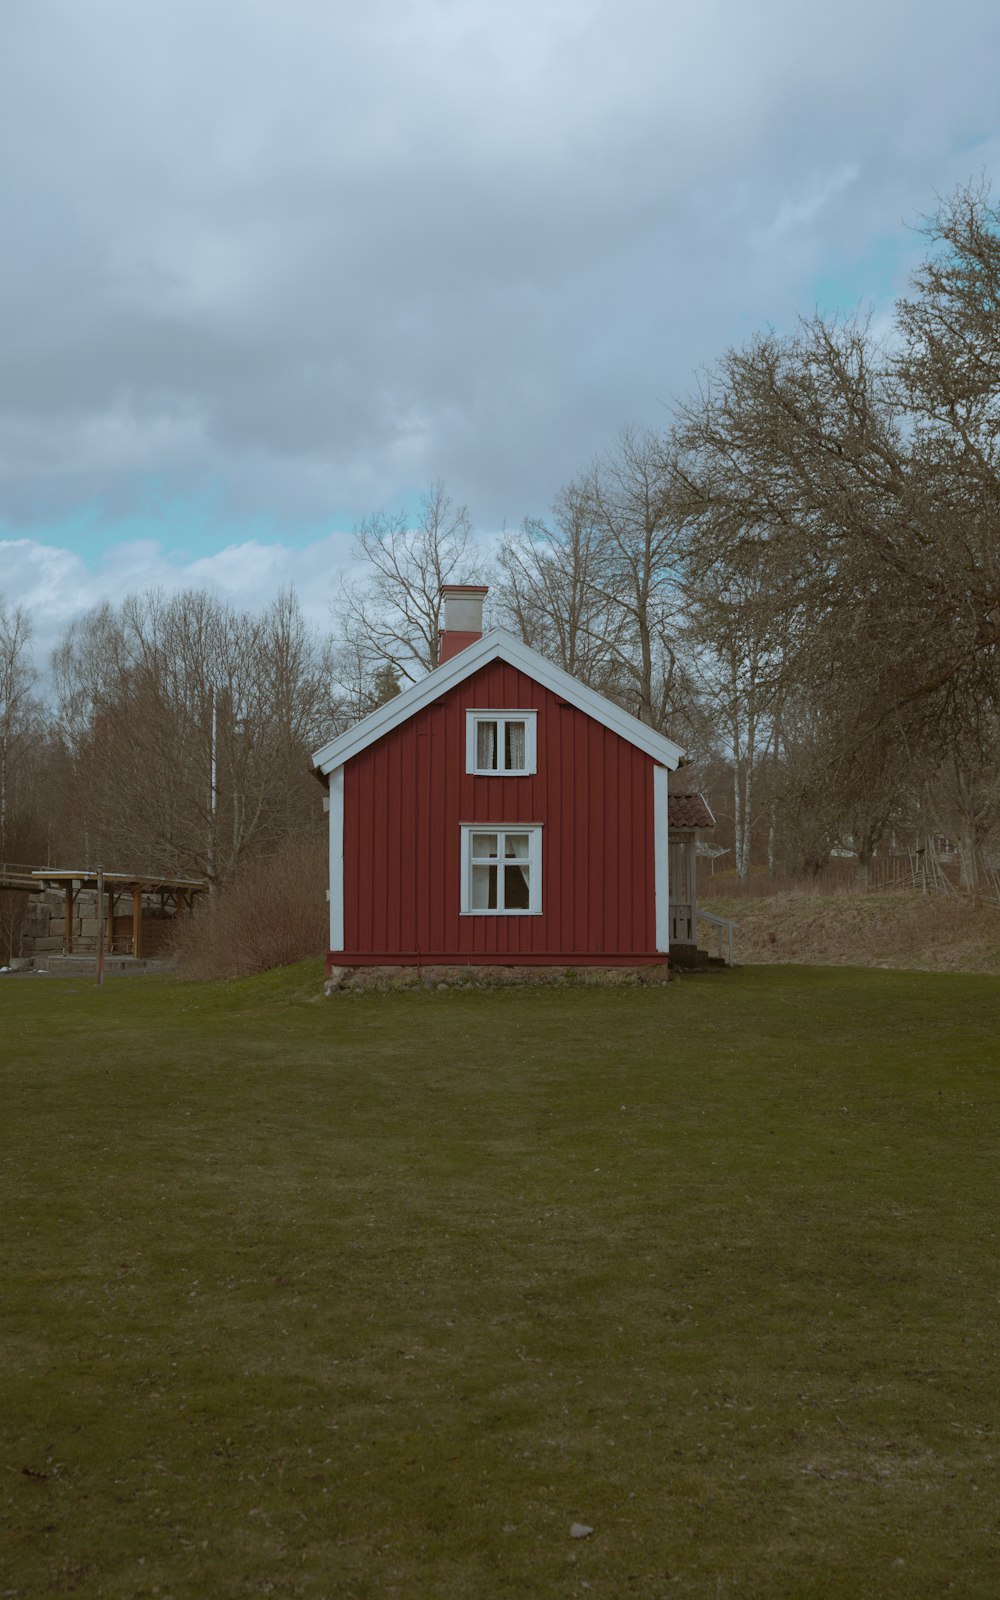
[{"left": 705, "top": 889, "right": 1000, "bottom": 974}]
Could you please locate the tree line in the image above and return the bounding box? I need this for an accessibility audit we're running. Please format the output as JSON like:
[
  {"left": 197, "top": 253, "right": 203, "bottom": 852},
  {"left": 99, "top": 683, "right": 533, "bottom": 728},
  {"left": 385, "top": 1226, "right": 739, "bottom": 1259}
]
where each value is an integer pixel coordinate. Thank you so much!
[
  {"left": 1, "top": 589, "right": 338, "bottom": 888},
  {"left": 3, "top": 183, "right": 1000, "bottom": 902}
]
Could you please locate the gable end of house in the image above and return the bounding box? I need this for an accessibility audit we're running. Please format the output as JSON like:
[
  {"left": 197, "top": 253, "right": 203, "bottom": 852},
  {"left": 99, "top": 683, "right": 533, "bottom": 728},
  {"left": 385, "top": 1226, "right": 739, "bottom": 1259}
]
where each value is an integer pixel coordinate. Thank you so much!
[{"left": 311, "top": 629, "right": 685, "bottom": 775}]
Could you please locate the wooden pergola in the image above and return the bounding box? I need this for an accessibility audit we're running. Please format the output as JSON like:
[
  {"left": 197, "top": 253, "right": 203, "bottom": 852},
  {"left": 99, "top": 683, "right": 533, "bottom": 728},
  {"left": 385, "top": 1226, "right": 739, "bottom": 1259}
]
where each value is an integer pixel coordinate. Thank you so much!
[
  {"left": 30, "top": 870, "right": 208, "bottom": 960},
  {"left": 0, "top": 863, "right": 40, "bottom": 892}
]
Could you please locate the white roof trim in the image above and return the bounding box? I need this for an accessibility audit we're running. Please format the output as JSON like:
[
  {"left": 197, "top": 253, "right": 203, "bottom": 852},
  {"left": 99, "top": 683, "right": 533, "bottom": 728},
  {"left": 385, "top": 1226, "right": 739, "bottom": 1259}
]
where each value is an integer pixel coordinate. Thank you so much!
[{"left": 311, "top": 629, "right": 685, "bottom": 774}]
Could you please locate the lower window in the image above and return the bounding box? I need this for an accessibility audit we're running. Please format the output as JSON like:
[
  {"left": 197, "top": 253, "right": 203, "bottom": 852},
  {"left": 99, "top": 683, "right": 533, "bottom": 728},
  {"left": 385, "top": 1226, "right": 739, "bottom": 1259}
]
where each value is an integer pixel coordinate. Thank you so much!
[{"left": 460, "top": 825, "right": 542, "bottom": 915}]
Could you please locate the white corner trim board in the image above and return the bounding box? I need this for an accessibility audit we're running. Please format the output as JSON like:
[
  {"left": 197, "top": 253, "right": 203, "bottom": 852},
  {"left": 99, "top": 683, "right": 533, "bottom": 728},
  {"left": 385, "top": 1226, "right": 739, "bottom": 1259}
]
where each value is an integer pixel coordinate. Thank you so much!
[
  {"left": 653, "top": 764, "right": 670, "bottom": 953},
  {"left": 328, "top": 765, "right": 344, "bottom": 951}
]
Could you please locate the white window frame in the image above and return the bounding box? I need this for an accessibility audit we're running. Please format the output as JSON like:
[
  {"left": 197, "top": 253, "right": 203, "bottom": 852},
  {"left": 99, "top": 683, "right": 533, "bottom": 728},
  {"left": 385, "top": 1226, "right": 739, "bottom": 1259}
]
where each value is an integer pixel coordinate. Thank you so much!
[
  {"left": 460, "top": 824, "right": 543, "bottom": 915},
  {"left": 465, "top": 710, "right": 537, "bottom": 776}
]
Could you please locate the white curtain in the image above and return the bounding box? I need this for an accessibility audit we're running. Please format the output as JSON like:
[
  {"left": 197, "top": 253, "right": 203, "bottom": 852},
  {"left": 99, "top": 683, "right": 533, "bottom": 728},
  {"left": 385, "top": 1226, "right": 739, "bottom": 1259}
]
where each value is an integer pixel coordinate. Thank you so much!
[
  {"left": 505, "top": 720, "right": 526, "bottom": 770},
  {"left": 472, "top": 834, "right": 498, "bottom": 909},
  {"left": 477, "top": 720, "right": 497, "bottom": 770}
]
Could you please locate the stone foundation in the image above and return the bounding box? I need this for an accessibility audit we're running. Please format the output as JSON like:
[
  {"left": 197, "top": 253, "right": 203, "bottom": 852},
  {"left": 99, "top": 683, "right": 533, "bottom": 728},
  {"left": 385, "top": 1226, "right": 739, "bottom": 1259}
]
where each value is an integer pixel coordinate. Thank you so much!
[{"left": 324, "top": 962, "right": 672, "bottom": 995}]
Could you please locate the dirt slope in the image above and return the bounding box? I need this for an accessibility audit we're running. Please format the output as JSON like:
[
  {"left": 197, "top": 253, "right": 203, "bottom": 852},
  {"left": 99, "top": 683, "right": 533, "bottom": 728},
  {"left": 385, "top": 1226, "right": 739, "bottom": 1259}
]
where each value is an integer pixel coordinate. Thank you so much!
[{"left": 702, "top": 891, "right": 1000, "bottom": 975}]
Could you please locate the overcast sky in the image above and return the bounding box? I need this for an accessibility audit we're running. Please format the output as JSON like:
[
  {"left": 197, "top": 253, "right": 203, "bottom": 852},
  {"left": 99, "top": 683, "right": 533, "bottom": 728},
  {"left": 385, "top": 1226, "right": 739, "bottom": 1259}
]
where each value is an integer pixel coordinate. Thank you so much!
[{"left": 2, "top": 0, "right": 999, "bottom": 657}]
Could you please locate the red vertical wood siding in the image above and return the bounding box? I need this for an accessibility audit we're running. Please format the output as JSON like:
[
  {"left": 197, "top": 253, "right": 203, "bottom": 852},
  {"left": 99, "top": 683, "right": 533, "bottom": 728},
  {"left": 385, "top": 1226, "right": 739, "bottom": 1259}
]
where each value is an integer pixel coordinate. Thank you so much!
[{"left": 339, "top": 659, "right": 659, "bottom": 963}]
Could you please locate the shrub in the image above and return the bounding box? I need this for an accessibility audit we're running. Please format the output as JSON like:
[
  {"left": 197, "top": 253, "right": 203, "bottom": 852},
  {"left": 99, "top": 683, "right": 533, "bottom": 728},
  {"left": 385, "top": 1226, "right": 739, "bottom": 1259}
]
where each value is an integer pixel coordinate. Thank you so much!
[{"left": 170, "top": 829, "right": 327, "bottom": 980}]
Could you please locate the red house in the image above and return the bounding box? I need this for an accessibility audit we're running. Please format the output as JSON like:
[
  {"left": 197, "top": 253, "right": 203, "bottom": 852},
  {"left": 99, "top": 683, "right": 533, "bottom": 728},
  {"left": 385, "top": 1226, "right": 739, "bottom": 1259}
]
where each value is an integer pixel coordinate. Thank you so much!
[{"left": 311, "top": 586, "right": 696, "bottom": 974}]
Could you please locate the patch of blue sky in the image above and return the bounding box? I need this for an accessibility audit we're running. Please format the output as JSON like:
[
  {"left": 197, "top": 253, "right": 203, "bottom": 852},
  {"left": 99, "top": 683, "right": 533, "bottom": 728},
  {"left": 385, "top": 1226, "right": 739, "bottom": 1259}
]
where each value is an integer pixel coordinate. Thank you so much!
[
  {"left": 808, "top": 231, "right": 920, "bottom": 320},
  {"left": 952, "top": 128, "right": 995, "bottom": 155},
  {"left": 0, "top": 481, "right": 372, "bottom": 568}
]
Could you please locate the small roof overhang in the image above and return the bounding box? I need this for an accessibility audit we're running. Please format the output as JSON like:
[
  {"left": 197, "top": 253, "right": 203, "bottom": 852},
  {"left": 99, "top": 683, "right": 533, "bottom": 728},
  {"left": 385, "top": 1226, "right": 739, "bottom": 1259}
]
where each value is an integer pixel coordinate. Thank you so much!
[
  {"left": 667, "top": 793, "right": 716, "bottom": 831},
  {"left": 311, "top": 628, "right": 685, "bottom": 775}
]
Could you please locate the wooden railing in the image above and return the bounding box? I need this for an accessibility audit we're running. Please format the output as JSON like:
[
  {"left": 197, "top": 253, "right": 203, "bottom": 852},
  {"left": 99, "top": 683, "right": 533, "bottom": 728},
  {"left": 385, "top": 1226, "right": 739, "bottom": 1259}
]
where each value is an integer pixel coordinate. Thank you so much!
[
  {"left": 698, "top": 909, "right": 737, "bottom": 967},
  {"left": 0, "top": 863, "right": 39, "bottom": 891}
]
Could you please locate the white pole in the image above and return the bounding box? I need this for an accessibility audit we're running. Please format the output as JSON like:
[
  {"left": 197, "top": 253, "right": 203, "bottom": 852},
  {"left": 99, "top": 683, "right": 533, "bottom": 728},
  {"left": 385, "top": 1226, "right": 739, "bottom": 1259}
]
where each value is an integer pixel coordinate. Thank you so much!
[
  {"left": 207, "top": 685, "right": 218, "bottom": 885},
  {"left": 96, "top": 865, "right": 105, "bottom": 988}
]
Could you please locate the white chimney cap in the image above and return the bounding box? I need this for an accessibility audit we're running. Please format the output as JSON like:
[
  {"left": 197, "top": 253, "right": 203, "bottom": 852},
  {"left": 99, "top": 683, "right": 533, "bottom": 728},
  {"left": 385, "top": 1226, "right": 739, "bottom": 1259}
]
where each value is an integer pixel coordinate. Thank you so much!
[{"left": 440, "top": 585, "right": 487, "bottom": 634}]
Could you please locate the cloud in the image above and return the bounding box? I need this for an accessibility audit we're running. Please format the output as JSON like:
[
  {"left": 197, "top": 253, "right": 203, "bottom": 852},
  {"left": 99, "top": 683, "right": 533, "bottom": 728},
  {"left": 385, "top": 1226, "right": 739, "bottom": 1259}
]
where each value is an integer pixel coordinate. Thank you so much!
[
  {"left": 0, "top": 0, "right": 998, "bottom": 556},
  {"left": 0, "top": 531, "right": 359, "bottom": 669},
  {"left": 768, "top": 166, "right": 862, "bottom": 239}
]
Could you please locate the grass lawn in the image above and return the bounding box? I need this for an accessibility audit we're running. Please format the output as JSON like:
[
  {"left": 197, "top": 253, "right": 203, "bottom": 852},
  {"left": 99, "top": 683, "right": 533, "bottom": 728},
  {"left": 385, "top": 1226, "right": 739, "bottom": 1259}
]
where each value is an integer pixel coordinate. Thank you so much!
[{"left": 2, "top": 964, "right": 998, "bottom": 1599}]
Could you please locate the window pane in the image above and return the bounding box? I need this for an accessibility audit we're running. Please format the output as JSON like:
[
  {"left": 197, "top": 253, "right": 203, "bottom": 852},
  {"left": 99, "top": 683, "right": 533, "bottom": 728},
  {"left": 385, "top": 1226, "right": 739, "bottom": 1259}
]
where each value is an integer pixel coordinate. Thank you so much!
[
  {"left": 504, "top": 864, "right": 530, "bottom": 909},
  {"left": 472, "top": 864, "right": 497, "bottom": 909},
  {"left": 504, "top": 835, "right": 531, "bottom": 909},
  {"left": 471, "top": 833, "right": 498, "bottom": 859},
  {"left": 505, "top": 720, "right": 526, "bottom": 769},
  {"left": 476, "top": 720, "right": 498, "bottom": 770}
]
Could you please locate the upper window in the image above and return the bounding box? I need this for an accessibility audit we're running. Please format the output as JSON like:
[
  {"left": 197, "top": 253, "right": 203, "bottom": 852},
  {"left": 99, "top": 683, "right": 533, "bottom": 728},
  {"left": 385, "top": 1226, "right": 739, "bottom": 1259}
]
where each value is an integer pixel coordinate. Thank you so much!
[
  {"left": 466, "top": 710, "right": 537, "bottom": 775},
  {"left": 460, "top": 825, "right": 542, "bottom": 915}
]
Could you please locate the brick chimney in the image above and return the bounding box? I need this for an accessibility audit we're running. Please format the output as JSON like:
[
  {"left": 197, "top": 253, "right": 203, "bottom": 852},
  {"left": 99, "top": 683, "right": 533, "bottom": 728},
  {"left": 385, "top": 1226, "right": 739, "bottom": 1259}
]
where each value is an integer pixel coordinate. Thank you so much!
[{"left": 439, "top": 584, "right": 488, "bottom": 663}]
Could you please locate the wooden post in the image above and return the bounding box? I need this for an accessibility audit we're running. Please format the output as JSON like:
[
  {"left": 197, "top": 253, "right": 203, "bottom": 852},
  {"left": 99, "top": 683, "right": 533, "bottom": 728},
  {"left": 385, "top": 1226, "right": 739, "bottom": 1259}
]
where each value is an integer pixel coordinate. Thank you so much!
[
  {"left": 96, "top": 866, "right": 105, "bottom": 988},
  {"left": 132, "top": 889, "right": 143, "bottom": 960},
  {"left": 689, "top": 840, "right": 698, "bottom": 944},
  {"left": 65, "top": 884, "right": 74, "bottom": 955}
]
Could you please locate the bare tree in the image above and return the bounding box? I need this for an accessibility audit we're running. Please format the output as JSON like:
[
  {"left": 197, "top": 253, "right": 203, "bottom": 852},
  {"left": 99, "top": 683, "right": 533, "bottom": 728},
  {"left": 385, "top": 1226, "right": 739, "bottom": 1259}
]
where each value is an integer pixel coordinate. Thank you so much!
[
  {"left": 494, "top": 433, "right": 703, "bottom": 740},
  {"left": 52, "top": 588, "right": 337, "bottom": 885},
  {"left": 924, "top": 729, "right": 1000, "bottom": 893},
  {"left": 671, "top": 281, "right": 984, "bottom": 874},
  {"left": 334, "top": 480, "right": 481, "bottom": 685},
  {"left": 676, "top": 197, "right": 1000, "bottom": 741},
  {"left": 494, "top": 477, "right": 630, "bottom": 693},
  {"left": 0, "top": 597, "right": 39, "bottom": 863},
  {"left": 588, "top": 427, "right": 692, "bottom": 730},
  {"left": 687, "top": 565, "right": 784, "bottom": 879}
]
